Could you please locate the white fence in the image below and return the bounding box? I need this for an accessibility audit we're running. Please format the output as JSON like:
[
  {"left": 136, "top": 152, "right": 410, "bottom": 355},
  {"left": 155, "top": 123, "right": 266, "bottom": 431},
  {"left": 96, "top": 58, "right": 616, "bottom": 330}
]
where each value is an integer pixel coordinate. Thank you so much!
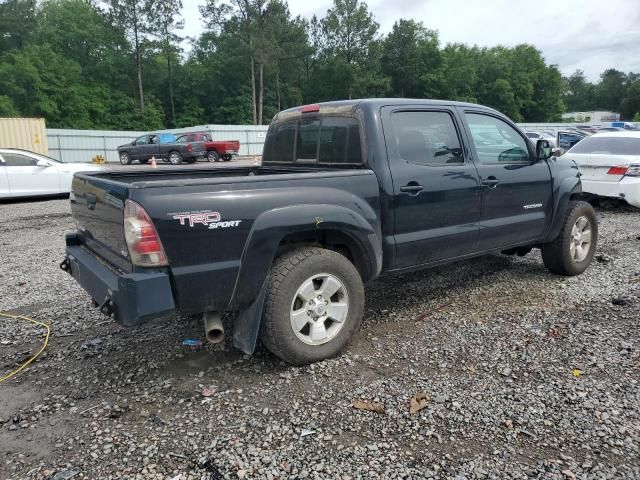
[{"left": 47, "top": 124, "right": 269, "bottom": 163}]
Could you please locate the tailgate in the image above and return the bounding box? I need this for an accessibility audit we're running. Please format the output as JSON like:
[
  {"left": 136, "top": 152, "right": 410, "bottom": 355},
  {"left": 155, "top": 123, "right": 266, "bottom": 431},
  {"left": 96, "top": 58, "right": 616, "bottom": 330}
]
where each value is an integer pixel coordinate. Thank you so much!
[{"left": 70, "top": 173, "right": 132, "bottom": 272}]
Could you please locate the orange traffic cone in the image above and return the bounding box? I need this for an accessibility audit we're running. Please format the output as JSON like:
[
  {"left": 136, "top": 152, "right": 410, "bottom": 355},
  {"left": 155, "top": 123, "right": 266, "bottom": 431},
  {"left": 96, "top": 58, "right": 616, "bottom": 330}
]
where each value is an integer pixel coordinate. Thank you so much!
[{"left": 151, "top": 156, "right": 157, "bottom": 168}]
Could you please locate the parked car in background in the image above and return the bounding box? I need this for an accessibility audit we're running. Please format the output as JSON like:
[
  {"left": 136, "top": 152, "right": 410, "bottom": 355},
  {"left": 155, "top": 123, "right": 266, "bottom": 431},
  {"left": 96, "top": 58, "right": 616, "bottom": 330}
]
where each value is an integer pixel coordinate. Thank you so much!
[
  {"left": 610, "top": 122, "right": 640, "bottom": 130},
  {"left": 596, "top": 127, "right": 625, "bottom": 132},
  {"left": 557, "top": 130, "right": 589, "bottom": 151},
  {"left": 118, "top": 133, "right": 206, "bottom": 165},
  {"left": 562, "top": 132, "right": 640, "bottom": 208},
  {"left": 0, "top": 148, "right": 102, "bottom": 199},
  {"left": 525, "top": 131, "right": 557, "bottom": 147},
  {"left": 177, "top": 132, "right": 240, "bottom": 162},
  {"left": 575, "top": 125, "right": 598, "bottom": 134}
]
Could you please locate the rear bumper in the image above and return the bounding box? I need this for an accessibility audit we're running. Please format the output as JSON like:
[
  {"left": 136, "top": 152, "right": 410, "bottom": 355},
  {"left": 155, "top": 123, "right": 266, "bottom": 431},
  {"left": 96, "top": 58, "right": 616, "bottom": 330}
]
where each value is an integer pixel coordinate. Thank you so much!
[
  {"left": 582, "top": 178, "right": 640, "bottom": 208},
  {"left": 63, "top": 234, "right": 176, "bottom": 326}
]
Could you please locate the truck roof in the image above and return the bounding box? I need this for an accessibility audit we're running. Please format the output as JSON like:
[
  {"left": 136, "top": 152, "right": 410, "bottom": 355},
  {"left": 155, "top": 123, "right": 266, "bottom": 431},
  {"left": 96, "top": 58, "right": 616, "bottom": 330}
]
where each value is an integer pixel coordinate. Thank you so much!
[{"left": 273, "top": 98, "right": 500, "bottom": 122}]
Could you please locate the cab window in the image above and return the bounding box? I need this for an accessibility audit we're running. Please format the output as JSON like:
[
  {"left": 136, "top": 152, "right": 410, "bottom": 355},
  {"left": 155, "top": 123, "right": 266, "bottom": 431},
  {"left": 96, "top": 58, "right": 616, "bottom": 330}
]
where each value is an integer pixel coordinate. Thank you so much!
[
  {"left": 465, "top": 113, "right": 530, "bottom": 164},
  {"left": 134, "top": 135, "right": 149, "bottom": 145},
  {"left": 263, "top": 116, "right": 363, "bottom": 165},
  {"left": 389, "top": 111, "right": 463, "bottom": 166}
]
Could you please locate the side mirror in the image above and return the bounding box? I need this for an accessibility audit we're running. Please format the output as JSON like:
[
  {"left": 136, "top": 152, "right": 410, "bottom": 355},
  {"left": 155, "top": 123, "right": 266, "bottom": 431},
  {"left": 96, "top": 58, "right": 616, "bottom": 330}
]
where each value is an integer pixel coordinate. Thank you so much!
[
  {"left": 551, "top": 147, "right": 563, "bottom": 157},
  {"left": 37, "top": 159, "right": 50, "bottom": 167},
  {"left": 536, "top": 139, "right": 553, "bottom": 161}
]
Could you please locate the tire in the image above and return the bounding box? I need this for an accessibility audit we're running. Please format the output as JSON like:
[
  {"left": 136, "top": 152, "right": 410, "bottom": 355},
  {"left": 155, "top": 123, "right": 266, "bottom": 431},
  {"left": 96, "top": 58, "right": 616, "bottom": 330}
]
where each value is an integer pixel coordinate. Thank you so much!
[
  {"left": 541, "top": 200, "right": 598, "bottom": 276},
  {"left": 260, "top": 247, "right": 364, "bottom": 365},
  {"left": 207, "top": 151, "right": 220, "bottom": 163},
  {"left": 119, "top": 152, "right": 131, "bottom": 165},
  {"left": 168, "top": 151, "right": 183, "bottom": 165}
]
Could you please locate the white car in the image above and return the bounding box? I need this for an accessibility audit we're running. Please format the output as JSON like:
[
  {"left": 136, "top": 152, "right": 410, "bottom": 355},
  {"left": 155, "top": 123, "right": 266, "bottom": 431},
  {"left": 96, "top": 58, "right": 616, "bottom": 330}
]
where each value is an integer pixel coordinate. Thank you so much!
[
  {"left": 525, "top": 130, "right": 557, "bottom": 147},
  {"left": 562, "top": 132, "right": 640, "bottom": 208},
  {"left": 0, "top": 148, "right": 103, "bottom": 199}
]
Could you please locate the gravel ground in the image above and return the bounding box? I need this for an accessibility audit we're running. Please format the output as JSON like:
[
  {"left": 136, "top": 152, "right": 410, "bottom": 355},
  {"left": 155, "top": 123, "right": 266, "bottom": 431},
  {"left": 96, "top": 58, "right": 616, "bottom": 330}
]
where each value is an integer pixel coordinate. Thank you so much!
[{"left": 0, "top": 198, "right": 639, "bottom": 480}]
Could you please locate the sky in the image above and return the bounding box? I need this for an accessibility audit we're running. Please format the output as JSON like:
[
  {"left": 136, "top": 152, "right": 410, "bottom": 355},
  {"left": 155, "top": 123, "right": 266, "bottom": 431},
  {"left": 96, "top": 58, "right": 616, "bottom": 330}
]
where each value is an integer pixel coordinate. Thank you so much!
[{"left": 182, "top": 0, "right": 640, "bottom": 81}]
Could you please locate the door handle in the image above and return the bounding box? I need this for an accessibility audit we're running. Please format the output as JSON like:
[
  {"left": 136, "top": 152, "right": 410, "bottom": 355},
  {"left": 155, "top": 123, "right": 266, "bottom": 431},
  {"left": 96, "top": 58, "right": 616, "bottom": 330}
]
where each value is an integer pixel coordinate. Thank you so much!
[
  {"left": 481, "top": 177, "right": 500, "bottom": 188},
  {"left": 400, "top": 183, "right": 424, "bottom": 195}
]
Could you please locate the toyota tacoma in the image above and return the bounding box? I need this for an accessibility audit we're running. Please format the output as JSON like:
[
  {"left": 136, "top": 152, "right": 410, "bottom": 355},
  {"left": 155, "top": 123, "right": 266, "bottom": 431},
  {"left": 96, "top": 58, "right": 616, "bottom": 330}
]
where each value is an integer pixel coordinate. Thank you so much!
[{"left": 62, "top": 99, "right": 598, "bottom": 365}]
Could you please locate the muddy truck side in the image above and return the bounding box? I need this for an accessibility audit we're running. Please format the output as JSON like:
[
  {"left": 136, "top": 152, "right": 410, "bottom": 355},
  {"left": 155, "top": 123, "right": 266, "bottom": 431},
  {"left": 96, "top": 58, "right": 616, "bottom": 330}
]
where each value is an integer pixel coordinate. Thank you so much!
[{"left": 62, "top": 99, "right": 597, "bottom": 365}]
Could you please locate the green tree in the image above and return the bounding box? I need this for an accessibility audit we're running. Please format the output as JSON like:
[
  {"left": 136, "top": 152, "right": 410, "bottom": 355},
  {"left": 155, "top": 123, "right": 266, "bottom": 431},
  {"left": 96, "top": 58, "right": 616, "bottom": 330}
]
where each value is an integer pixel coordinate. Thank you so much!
[
  {"left": 382, "top": 20, "right": 442, "bottom": 98},
  {"left": 320, "top": 0, "right": 381, "bottom": 98},
  {"left": 0, "top": 96, "right": 18, "bottom": 116},
  {"left": 108, "top": 0, "right": 153, "bottom": 113},
  {"left": 200, "top": 0, "right": 269, "bottom": 124},
  {"left": 0, "top": 0, "right": 36, "bottom": 52},
  {"left": 619, "top": 76, "right": 640, "bottom": 121},
  {"left": 563, "top": 70, "right": 595, "bottom": 112},
  {"left": 595, "top": 69, "right": 626, "bottom": 111},
  {"left": 36, "top": 0, "right": 131, "bottom": 91},
  {"left": 148, "top": 0, "right": 184, "bottom": 127}
]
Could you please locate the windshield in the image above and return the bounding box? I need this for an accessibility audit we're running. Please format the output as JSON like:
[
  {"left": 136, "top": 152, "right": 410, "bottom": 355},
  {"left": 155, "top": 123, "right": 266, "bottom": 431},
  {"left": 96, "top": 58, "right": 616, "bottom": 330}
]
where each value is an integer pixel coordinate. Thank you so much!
[{"left": 569, "top": 136, "right": 640, "bottom": 155}]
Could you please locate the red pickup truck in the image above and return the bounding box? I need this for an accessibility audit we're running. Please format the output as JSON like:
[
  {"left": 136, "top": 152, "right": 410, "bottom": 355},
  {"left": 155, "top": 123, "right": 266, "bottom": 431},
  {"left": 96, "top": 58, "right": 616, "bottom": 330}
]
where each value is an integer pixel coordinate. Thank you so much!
[{"left": 177, "top": 132, "right": 240, "bottom": 162}]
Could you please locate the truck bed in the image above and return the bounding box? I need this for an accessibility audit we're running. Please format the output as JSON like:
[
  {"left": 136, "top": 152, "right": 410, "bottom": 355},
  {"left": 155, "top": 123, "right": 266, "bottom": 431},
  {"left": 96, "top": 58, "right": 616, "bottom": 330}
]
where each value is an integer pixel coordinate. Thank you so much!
[{"left": 88, "top": 165, "right": 348, "bottom": 187}]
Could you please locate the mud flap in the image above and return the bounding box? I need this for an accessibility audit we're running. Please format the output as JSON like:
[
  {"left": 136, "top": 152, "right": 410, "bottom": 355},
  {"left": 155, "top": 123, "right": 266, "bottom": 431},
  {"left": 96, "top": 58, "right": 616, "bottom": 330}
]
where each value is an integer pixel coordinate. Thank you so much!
[{"left": 232, "top": 280, "right": 268, "bottom": 355}]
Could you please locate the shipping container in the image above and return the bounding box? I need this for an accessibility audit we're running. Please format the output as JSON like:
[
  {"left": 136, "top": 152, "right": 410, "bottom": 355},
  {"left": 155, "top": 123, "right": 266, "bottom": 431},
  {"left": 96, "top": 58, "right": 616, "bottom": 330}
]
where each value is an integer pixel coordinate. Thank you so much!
[{"left": 0, "top": 118, "right": 49, "bottom": 155}]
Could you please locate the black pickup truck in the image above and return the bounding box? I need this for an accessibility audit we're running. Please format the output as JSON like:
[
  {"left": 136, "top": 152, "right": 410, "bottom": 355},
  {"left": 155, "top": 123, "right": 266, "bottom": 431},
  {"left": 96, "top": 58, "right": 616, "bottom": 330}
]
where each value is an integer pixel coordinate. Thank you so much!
[
  {"left": 62, "top": 99, "right": 598, "bottom": 365},
  {"left": 118, "top": 133, "right": 206, "bottom": 165}
]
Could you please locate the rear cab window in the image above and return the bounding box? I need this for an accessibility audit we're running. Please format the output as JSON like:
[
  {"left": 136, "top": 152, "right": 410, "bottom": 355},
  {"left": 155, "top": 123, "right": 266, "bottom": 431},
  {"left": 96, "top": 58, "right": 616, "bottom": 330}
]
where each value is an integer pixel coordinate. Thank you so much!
[{"left": 263, "top": 116, "right": 363, "bottom": 166}]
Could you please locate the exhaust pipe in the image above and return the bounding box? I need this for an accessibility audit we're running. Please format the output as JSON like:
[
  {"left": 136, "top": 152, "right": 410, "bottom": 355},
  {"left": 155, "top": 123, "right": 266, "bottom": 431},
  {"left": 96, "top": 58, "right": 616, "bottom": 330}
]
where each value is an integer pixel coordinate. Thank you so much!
[{"left": 204, "top": 312, "right": 224, "bottom": 344}]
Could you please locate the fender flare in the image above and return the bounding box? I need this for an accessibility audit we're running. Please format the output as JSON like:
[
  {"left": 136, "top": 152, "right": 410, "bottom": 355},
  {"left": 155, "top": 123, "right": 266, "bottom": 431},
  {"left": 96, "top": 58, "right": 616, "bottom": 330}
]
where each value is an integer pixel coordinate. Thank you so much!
[
  {"left": 544, "top": 174, "right": 582, "bottom": 243},
  {"left": 229, "top": 204, "right": 382, "bottom": 354}
]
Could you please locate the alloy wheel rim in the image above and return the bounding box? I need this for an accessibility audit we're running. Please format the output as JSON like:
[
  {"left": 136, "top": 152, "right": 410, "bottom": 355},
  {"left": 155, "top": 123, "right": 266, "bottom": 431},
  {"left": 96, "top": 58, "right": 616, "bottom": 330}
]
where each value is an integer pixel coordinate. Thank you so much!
[
  {"left": 290, "top": 273, "right": 349, "bottom": 346},
  {"left": 120, "top": 154, "right": 128, "bottom": 164},
  {"left": 170, "top": 153, "right": 180, "bottom": 164},
  {"left": 570, "top": 216, "right": 592, "bottom": 262}
]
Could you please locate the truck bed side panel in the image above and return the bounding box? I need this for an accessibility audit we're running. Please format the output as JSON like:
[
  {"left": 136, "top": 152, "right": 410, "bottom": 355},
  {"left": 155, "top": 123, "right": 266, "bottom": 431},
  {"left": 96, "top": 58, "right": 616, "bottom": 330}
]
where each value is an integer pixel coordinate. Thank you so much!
[{"left": 131, "top": 171, "right": 381, "bottom": 314}]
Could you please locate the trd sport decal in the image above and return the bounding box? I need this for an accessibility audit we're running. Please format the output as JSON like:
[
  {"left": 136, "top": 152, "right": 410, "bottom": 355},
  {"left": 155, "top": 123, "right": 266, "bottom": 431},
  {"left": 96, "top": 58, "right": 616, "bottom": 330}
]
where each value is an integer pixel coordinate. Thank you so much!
[{"left": 169, "top": 210, "right": 242, "bottom": 230}]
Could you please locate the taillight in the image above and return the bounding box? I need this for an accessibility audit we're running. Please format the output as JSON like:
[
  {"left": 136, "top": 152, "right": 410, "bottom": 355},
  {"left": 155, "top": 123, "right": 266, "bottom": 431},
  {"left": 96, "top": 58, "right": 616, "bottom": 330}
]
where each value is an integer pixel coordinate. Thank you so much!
[
  {"left": 607, "top": 166, "right": 628, "bottom": 176},
  {"left": 625, "top": 164, "right": 640, "bottom": 177},
  {"left": 187, "top": 144, "right": 193, "bottom": 152},
  {"left": 123, "top": 200, "right": 168, "bottom": 267}
]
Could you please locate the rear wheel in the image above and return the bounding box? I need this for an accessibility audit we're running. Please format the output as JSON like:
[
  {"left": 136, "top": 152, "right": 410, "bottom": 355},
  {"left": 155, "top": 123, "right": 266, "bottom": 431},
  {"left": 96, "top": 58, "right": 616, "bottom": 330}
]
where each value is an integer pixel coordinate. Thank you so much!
[
  {"left": 260, "top": 247, "right": 364, "bottom": 365},
  {"left": 207, "top": 151, "right": 220, "bottom": 163},
  {"left": 542, "top": 200, "right": 598, "bottom": 276},
  {"left": 168, "top": 151, "right": 183, "bottom": 165},
  {"left": 119, "top": 152, "right": 131, "bottom": 165}
]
